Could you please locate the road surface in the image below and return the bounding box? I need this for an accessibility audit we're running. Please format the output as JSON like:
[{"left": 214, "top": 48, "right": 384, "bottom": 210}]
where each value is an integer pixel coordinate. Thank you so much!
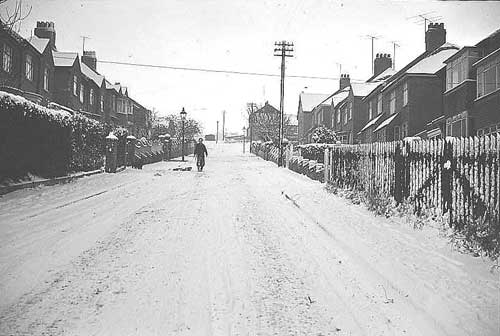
[{"left": 0, "top": 142, "right": 498, "bottom": 335}]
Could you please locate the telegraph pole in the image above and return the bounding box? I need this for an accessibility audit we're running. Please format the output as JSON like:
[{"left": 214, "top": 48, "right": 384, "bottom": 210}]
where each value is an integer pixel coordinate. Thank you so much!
[
  {"left": 216, "top": 120, "right": 219, "bottom": 144},
  {"left": 222, "top": 110, "right": 226, "bottom": 141},
  {"left": 274, "top": 40, "right": 294, "bottom": 167}
]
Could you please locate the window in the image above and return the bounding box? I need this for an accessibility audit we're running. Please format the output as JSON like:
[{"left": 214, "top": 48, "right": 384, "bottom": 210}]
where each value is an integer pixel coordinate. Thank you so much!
[
  {"left": 368, "top": 101, "right": 373, "bottom": 120},
  {"left": 394, "top": 126, "right": 401, "bottom": 141},
  {"left": 477, "top": 55, "right": 500, "bottom": 97},
  {"left": 403, "top": 82, "right": 408, "bottom": 106},
  {"left": 100, "top": 95, "right": 104, "bottom": 112},
  {"left": 377, "top": 94, "right": 382, "bottom": 115},
  {"left": 73, "top": 76, "right": 78, "bottom": 96},
  {"left": 401, "top": 123, "right": 408, "bottom": 139},
  {"left": 43, "top": 67, "right": 49, "bottom": 91},
  {"left": 2, "top": 44, "right": 12, "bottom": 72},
  {"left": 90, "top": 88, "right": 94, "bottom": 106},
  {"left": 336, "top": 110, "right": 340, "bottom": 124},
  {"left": 446, "top": 112, "right": 468, "bottom": 137},
  {"left": 348, "top": 102, "right": 352, "bottom": 120},
  {"left": 25, "top": 54, "right": 33, "bottom": 80},
  {"left": 80, "top": 84, "right": 84, "bottom": 103},
  {"left": 446, "top": 50, "right": 479, "bottom": 91},
  {"left": 389, "top": 90, "right": 396, "bottom": 114},
  {"left": 477, "top": 123, "right": 500, "bottom": 136},
  {"left": 344, "top": 108, "right": 348, "bottom": 125}
]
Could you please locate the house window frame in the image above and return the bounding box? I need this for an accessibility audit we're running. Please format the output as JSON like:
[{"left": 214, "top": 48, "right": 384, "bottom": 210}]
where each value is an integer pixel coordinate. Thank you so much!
[
  {"left": 100, "top": 95, "right": 104, "bottom": 112},
  {"left": 43, "top": 67, "right": 49, "bottom": 91},
  {"left": 389, "top": 90, "right": 396, "bottom": 114},
  {"left": 446, "top": 111, "right": 469, "bottom": 137},
  {"left": 377, "top": 94, "right": 382, "bottom": 115},
  {"left": 476, "top": 54, "right": 499, "bottom": 98},
  {"left": 402, "top": 82, "right": 408, "bottom": 106},
  {"left": 80, "top": 83, "right": 84, "bottom": 103},
  {"left": 89, "top": 88, "right": 94, "bottom": 106},
  {"left": 477, "top": 122, "right": 500, "bottom": 136},
  {"left": 2, "top": 43, "right": 12, "bottom": 73},
  {"left": 25, "top": 53, "right": 33, "bottom": 81},
  {"left": 336, "top": 110, "right": 340, "bottom": 124},
  {"left": 394, "top": 125, "right": 401, "bottom": 141},
  {"left": 348, "top": 102, "right": 352, "bottom": 120},
  {"left": 73, "top": 75, "right": 78, "bottom": 96},
  {"left": 368, "top": 100, "right": 373, "bottom": 120},
  {"left": 344, "top": 107, "right": 348, "bottom": 125}
]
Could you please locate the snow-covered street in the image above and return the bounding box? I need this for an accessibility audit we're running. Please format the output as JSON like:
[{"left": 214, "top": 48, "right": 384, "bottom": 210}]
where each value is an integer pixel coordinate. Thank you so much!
[{"left": 0, "top": 142, "right": 498, "bottom": 336}]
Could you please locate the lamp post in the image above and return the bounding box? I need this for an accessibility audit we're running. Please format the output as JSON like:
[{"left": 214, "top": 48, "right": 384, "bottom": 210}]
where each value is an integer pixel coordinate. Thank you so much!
[
  {"left": 242, "top": 126, "right": 246, "bottom": 153},
  {"left": 180, "top": 107, "right": 187, "bottom": 161}
]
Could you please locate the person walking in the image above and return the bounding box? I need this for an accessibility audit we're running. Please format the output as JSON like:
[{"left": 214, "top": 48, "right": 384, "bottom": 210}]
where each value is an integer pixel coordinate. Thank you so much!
[{"left": 193, "top": 138, "right": 208, "bottom": 171}]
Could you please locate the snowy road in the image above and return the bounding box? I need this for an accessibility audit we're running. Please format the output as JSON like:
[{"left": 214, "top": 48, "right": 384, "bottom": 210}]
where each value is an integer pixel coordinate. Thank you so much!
[{"left": 0, "top": 142, "right": 498, "bottom": 336}]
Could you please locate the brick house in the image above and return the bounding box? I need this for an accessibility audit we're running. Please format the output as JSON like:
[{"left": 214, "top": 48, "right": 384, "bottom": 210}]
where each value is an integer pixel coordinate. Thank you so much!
[
  {"left": 369, "top": 23, "right": 459, "bottom": 142},
  {"left": 0, "top": 21, "right": 54, "bottom": 104},
  {"left": 52, "top": 51, "right": 87, "bottom": 112},
  {"left": 297, "top": 92, "right": 330, "bottom": 144},
  {"left": 131, "top": 98, "right": 152, "bottom": 138},
  {"left": 443, "top": 28, "right": 500, "bottom": 137},
  {"left": 250, "top": 101, "right": 297, "bottom": 142},
  {"left": 80, "top": 59, "right": 106, "bottom": 121}
]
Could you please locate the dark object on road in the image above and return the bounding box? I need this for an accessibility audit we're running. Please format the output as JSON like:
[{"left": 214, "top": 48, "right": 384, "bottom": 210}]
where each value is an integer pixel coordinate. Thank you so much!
[
  {"left": 173, "top": 167, "right": 192, "bottom": 171},
  {"left": 194, "top": 138, "right": 208, "bottom": 172}
]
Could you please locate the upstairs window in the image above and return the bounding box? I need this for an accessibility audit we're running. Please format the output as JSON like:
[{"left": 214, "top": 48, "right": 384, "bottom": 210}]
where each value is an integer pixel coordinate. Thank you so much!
[
  {"left": 403, "top": 82, "right": 408, "bottom": 106},
  {"left": 2, "top": 44, "right": 12, "bottom": 73},
  {"left": 25, "top": 54, "right": 33, "bottom": 81},
  {"left": 100, "top": 95, "right": 104, "bottom": 112},
  {"left": 90, "top": 88, "right": 94, "bottom": 106},
  {"left": 344, "top": 108, "right": 348, "bottom": 125},
  {"left": 447, "top": 49, "right": 479, "bottom": 91},
  {"left": 348, "top": 102, "right": 352, "bottom": 120},
  {"left": 43, "top": 67, "right": 49, "bottom": 91},
  {"left": 477, "top": 55, "right": 500, "bottom": 98},
  {"left": 80, "top": 84, "right": 84, "bottom": 103},
  {"left": 336, "top": 110, "right": 340, "bottom": 124},
  {"left": 73, "top": 76, "right": 78, "bottom": 96},
  {"left": 368, "top": 101, "right": 373, "bottom": 120},
  {"left": 389, "top": 90, "right": 396, "bottom": 114},
  {"left": 377, "top": 94, "right": 382, "bottom": 115}
]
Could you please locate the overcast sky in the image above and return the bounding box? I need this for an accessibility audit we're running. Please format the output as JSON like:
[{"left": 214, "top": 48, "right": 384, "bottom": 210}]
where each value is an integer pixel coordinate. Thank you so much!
[{"left": 5, "top": 0, "right": 500, "bottom": 134}]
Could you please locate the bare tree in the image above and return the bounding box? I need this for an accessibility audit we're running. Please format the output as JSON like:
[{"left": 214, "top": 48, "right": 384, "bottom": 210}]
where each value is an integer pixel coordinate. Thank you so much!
[
  {"left": 0, "top": 0, "right": 32, "bottom": 32},
  {"left": 250, "top": 106, "right": 291, "bottom": 144}
]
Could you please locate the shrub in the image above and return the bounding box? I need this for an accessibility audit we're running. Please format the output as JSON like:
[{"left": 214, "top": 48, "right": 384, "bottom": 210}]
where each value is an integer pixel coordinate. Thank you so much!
[
  {"left": 311, "top": 125, "right": 337, "bottom": 144},
  {"left": 0, "top": 91, "right": 106, "bottom": 182}
]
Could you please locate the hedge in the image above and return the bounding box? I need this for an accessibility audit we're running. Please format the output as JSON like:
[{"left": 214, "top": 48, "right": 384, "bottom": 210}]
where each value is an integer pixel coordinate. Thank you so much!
[{"left": 0, "top": 91, "right": 106, "bottom": 182}]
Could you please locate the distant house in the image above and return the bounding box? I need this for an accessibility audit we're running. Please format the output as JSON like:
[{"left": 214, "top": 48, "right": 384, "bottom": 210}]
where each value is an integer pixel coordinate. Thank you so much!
[
  {"left": 52, "top": 51, "right": 86, "bottom": 112},
  {"left": 0, "top": 21, "right": 55, "bottom": 104},
  {"left": 297, "top": 92, "right": 330, "bottom": 144},
  {"left": 80, "top": 52, "right": 106, "bottom": 121},
  {"left": 249, "top": 101, "right": 297, "bottom": 142}
]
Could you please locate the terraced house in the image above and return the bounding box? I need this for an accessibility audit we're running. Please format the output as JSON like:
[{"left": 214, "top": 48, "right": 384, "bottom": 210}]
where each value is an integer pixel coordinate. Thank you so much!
[{"left": 0, "top": 21, "right": 152, "bottom": 137}]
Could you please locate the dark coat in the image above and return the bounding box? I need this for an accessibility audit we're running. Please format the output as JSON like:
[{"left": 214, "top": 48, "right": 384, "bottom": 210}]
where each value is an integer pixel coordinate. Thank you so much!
[{"left": 194, "top": 143, "right": 208, "bottom": 157}]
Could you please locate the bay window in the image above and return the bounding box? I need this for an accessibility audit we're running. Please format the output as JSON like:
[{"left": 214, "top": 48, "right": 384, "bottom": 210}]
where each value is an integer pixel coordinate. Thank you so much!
[{"left": 477, "top": 55, "right": 500, "bottom": 97}]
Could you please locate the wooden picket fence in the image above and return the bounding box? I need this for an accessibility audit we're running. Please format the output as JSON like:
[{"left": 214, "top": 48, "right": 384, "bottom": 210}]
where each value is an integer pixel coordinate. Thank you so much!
[{"left": 324, "top": 135, "right": 500, "bottom": 239}]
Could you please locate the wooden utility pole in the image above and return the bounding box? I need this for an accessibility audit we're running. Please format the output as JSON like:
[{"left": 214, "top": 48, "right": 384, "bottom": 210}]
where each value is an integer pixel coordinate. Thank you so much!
[
  {"left": 274, "top": 40, "right": 294, "bottom": 167},
  {"left": 222, "top": 110, "right": 226, "bottom": 141},
  {"left": 216, "top": 120, "right": 219, "bottom": 144}
]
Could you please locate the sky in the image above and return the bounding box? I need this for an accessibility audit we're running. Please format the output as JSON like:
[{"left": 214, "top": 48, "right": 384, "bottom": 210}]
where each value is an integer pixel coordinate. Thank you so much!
[{"left": 4, "top": 0, "right": 500, "bottom": 135}]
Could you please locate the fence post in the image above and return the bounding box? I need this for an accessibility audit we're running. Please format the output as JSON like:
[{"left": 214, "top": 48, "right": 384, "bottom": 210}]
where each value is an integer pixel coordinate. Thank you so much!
[{"left": 324, "top": 147, "right": 330, "bottom": 183}]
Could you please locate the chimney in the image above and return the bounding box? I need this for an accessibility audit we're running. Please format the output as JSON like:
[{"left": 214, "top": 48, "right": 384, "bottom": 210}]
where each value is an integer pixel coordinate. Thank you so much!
[
  {"left": 425, "top": 22, "right": 446, "bottom": 53},
  {"left": 373, "top": 53, "right": 392, "bottom": 77},
  {"left": 34, "top": 21, "right": 56, "bottom": 50},
  {"left": 82, "top": 50, "right": 97, "bottom": 71},
  {"left": 339, "top": 74, "right": 350, "bottom": 90}
]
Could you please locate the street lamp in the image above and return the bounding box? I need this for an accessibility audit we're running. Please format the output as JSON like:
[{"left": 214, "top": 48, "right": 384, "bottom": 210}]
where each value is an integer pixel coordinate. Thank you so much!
[
  {"left": 242, "top": 126, "right": 246, "bottom": 153},
  {"left": 180, "top": 107, "right": 187, "bottom": 161}
]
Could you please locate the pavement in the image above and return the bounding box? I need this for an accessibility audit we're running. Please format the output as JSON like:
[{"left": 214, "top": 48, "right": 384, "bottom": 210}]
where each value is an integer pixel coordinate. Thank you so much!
[{"left": 0, "top": 142, "right": 498, "bottom": 336}]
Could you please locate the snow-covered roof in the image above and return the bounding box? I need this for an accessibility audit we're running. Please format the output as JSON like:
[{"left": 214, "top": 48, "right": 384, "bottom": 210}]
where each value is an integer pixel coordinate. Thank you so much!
[
  {"left": 80, "top": 62, "right": 105, "bottom": 87},
  {"left": 374, "top": 113, "right": 399, "bottom": 132},
  {"left": 299, "top": 93, "right": 330, "bottom": 112},
  {"left": 359, "top": 113, "right": 383, "bottom": 133},
  {"left": 372, "top": 68, "right": 396, "bottom": 82},
  {"left": 28, "top": 36, "right": 50, "bottom": 54},
  {"left": 331, "top": 89, "right": 349, "bottom": 107},
  {"left": 406, "top": 46, "right": 458, "bottom": 74},
  {"left": 351, "top": 82, "right": 381, "bottom": 97},
  {"left": 53, "top": 52, "right": 78, "bottom": 67}
]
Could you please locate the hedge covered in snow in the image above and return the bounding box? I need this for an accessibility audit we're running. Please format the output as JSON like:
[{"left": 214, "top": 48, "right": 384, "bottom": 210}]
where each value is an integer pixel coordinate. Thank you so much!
[{"left": 0, "top": 91, "right": 106, "bottom": 181}]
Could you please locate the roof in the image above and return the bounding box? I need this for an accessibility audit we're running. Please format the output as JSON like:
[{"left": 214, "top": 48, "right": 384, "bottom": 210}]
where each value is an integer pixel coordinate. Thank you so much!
[
  {"left": 351, "top": 82, "right": 381, "bottom": 97},
  {"left": 374, "top": 113, "right": 399, "bottom": 132},
  {"left": 331, "top": 89, "right": 349, "bottom": 107},
  {"left": 475, "top": 27, "right": 500, "bottom": 47},
  {"left": 53, "top": 51, "right": 78, "bottom": 67},
  {"left": 299, "top": 93, "right": 330, "bottom": 112},
  {"left": 80, "top": 62, "right": 105, "bottom": 87},
  {"left": 406, "top": 46, "right": 458, "bottom": 74},
  {"left": 359, "top": 113, "right": 383, "bottom": 133},
  {"left": 28, "top": 36, "right": 50, "bottom": 54},
  {"left": 473, "top": 47, "right": 500, "bottom": 67},
  {"left": 371, "top": 68, "right": 397, "bottom": 82}
]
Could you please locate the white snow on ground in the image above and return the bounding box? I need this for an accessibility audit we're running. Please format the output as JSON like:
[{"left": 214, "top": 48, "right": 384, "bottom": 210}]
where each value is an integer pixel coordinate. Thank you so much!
[{"left": 0, "top": 142, "right": 498, "bottom": 335}]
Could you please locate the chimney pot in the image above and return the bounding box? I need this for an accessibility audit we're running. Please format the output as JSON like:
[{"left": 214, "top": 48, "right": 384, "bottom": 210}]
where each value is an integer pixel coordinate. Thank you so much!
[
  {"left": 425, "top": 22, "right": 446, "bottom": 52},
  {"left": 373, "top": 52, "right": 392, "bottom": 77}
]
